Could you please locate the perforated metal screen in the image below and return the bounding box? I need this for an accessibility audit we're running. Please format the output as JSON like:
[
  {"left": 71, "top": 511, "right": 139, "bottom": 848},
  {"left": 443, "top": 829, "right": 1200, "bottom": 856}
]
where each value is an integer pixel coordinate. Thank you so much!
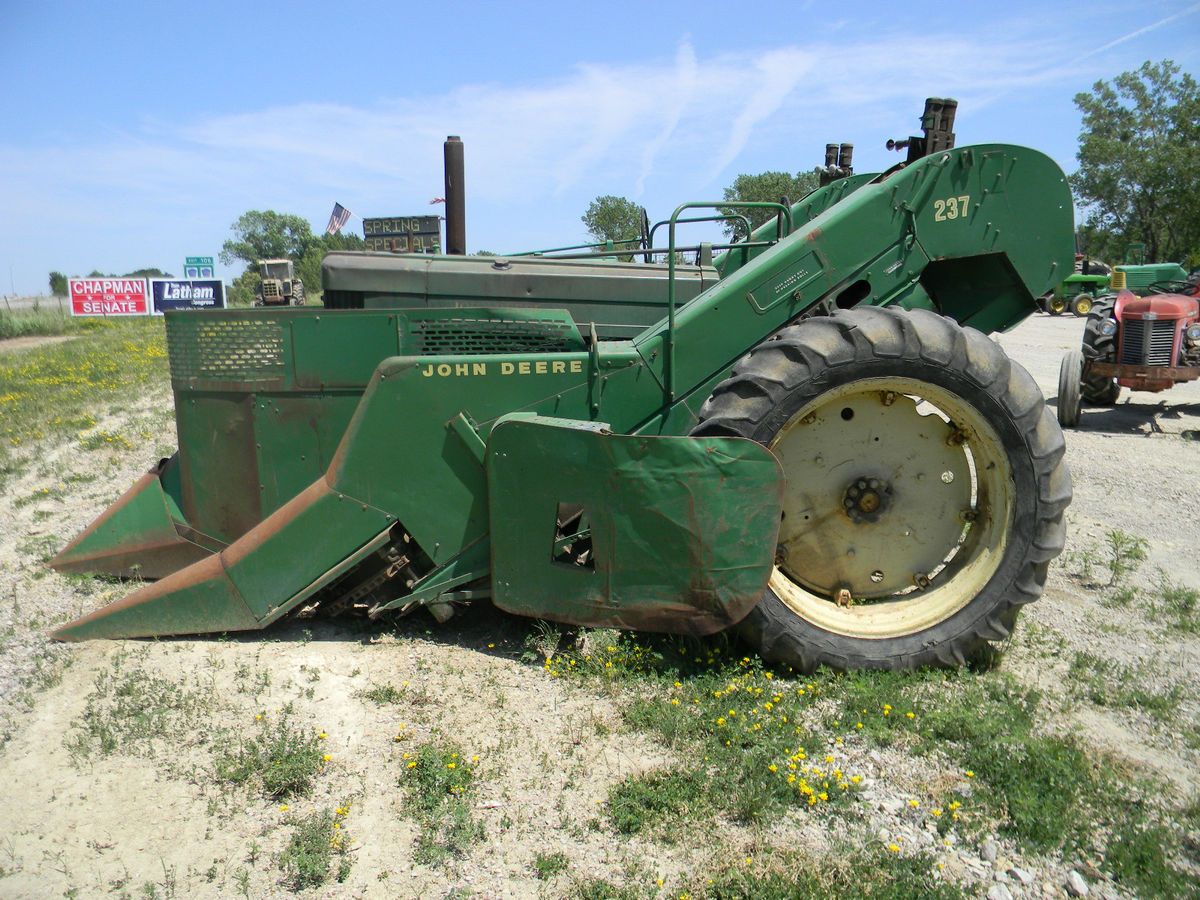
[
  {"left": 167, "top": 318, "right": 286, "bottom": 382},
  {"left": 409, "top": 316, "right": 583, "bottom": 355}
]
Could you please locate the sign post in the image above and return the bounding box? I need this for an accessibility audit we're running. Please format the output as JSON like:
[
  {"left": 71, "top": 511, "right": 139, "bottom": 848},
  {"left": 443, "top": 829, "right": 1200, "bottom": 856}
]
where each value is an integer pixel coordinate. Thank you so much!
[{"left": 67, "top": 278, "right": 150, "bottom": 316}]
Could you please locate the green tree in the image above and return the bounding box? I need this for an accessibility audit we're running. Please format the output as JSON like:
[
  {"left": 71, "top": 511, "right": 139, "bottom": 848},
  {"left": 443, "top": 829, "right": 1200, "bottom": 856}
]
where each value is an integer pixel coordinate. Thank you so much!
[
  {"left": 81, "top": 267, "right": 173, "bottom": 278},
  {"left": 220, "top": 211, "right": 316, "bottom": 267},
  {"left": 581, "top": 195, "right": 645, "bottom": 248},
  {"left": 48, "top": 271, "right": 67, "bottom": 296},
  {"left": 1071, "top": 60, "right": 1200, "bottom": 266},
  {"left": 719, "top": 170, "right": 820, "bottom": 238},
  {"left": 295, "top": 232, "right": 366, "bottom": 300},
  {"left": 227, "top": 267, "right": 261, "bottom": 308}
]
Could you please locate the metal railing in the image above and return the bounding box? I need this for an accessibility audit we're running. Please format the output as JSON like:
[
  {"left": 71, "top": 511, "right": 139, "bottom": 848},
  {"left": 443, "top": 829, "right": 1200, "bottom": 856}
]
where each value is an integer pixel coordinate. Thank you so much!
[{"left": 664, "top": 202, "right": 792, "bottom": 403}]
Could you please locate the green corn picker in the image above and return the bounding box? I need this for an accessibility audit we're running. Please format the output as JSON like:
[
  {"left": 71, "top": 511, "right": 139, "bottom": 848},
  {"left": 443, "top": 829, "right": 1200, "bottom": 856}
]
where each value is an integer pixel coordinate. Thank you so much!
[{"left": 51, "top": 100, "right": 1074, "bottom": 672}]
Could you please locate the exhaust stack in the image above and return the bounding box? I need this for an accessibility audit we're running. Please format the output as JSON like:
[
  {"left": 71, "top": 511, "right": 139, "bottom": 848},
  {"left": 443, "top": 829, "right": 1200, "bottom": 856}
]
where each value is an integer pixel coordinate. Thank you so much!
[{"left": 444, "top": 136, "right": 466, "bottom": 255}]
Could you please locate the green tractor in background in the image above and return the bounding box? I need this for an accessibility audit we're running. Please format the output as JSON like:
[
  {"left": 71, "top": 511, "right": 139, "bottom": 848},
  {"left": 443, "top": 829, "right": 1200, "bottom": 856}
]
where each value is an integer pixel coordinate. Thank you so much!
[
  {"left": 1109, "top": 242, "right": 1190, "bottom": 295},
  {"left": 1041, "top": 242, "right": 1193, "bottom": 317},
  {"left": 1040, "top": 233, "right": 1111, "bottom": 317}
]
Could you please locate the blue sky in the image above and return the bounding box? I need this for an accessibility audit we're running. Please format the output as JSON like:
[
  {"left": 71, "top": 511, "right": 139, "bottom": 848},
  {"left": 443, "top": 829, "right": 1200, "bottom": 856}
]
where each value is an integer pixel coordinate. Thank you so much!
[{"left": 1, "top": 0, "right": 1197, "bottom": 295}]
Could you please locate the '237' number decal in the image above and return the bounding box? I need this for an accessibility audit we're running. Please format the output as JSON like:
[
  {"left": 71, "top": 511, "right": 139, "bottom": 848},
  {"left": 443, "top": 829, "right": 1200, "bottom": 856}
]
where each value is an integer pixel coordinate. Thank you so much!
[{"left": 933, "top": 196, "right": 971, "bottom": 221}]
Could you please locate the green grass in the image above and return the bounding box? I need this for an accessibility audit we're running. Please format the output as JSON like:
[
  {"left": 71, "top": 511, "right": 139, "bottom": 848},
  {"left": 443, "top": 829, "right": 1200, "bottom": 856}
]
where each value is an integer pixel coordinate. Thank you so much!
[
  {"left": 573, "top": 879, "right": 645, "bottom": 900},
  {"left": 688, "top": 849, "right": 966, "bottom": 899},
  {"left": 356, "top": 682, "right": 407, "bottom": 705},
  {"left": 1105, "top": 529, "right": 1148, "bottom": 584},
  {"left": 539, "top": 629, "right": 858, "bottom": 827},
  {"left": 1155, "top": 572, "right": 1200, "bottom": 633},
  {"left": 533, "top": 851, "right": 570, "bottom": 880},
  {"left": 815, "top": 667, "right": 1192, "bottom": 897},
  {"left": 64, "top": 649, "right": 219, "bottom": 762},
  {"left": 0, "top": 317, "right": 167, "bottom": 488},
  {"left": 608, "top": 770, "right": 710, "bottom": 836},
  {"left": 213, "top": 704, "right": 327, "bottom": 800},
  {"left": 400, "top": 741, "right": 486, "bottom": 865},
  {"left": 533, "top": 627, "right": 1194, "bottom": 898},
  {"left": 1067, "top": 653, "right": 1185, "bottom": 722},
  {"left": 277, "top": 806, "right": 353, "bottom": 890},
  {"left": 0, "top": 305, "right": 96, "bottom": 339}
]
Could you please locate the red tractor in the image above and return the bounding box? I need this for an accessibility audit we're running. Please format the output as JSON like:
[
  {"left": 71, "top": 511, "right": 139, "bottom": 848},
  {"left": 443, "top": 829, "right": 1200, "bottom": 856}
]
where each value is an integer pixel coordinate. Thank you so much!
[{"left": 1058, "top": 273, "right": 1200, "bottom": 426}]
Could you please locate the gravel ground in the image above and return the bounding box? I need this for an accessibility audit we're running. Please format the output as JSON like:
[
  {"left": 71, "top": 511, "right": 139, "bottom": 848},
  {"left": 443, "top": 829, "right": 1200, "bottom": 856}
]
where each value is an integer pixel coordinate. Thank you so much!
[{"left": 0, "top": 311, "right": 1196, "bottom": 898}]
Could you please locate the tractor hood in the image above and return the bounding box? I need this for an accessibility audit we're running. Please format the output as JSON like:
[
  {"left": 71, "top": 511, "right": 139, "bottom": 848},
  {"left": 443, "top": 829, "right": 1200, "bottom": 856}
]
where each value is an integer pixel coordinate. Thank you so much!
[{"left": 1115, "top": 290, "right": 1199, "bottom": 320}]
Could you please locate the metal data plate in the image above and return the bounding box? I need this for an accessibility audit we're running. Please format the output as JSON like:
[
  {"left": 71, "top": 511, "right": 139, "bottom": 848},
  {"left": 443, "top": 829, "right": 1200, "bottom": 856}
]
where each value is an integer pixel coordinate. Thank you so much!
[{"left": 486, "top": 415, "right": 784, "bottom": 636}]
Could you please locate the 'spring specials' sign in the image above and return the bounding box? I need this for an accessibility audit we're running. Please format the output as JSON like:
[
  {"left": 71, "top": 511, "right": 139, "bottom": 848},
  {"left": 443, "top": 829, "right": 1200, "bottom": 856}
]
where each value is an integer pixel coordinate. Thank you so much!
[{"left": 362, "top": 216, "right": 441, "bottom": 254}]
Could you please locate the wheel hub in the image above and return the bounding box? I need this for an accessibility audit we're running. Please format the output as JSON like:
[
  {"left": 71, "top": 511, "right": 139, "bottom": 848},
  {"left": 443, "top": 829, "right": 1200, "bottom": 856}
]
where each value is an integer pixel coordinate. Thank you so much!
[
  {"left": 770, "top": 382, "right": 977, "bottom": 599},
  {"left": 844, "top": 477, "right": 890, "bottom": 522}
]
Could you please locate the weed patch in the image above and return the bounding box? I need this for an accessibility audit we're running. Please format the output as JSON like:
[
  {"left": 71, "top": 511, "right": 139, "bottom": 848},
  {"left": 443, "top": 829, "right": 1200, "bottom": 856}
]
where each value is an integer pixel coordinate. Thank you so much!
[
  {"left": 533, "top": 850, "right": 569, "bottom": 880},
  {"left": 65, "top": 650, "right": 218, "bottom": 762},
  {"left": 400, "top": 741, "right": 485, "bottom": 865},
  {"left": 608, "top": 770, "right": 709, "bottom": 836},
  {"left": 213, "top": 705, "right": 327, "bottom": 800},
  {"left": 277, "top": 805, "right": 353, "bottom": 890},
  {"left": 687, "top": 848, "right": 965, "bottom": 899},
  {"left": 357, "top": 682, "right": 407, "bottom": 705},
  {"left": 1068, "top": 653, "right": 1185, "bottom": 722},
  {"left": 1155, "top": 571, "right": 1200, "bottom": 633},
  {"left": 540, "top": 630, "right": 860, "bottom": 825},
  {"left": 819, "top": 667, "right": 1193, "bottom": 896},
  {"left": 1105, "top": 529, "right": 1148, "bottom": 584}
]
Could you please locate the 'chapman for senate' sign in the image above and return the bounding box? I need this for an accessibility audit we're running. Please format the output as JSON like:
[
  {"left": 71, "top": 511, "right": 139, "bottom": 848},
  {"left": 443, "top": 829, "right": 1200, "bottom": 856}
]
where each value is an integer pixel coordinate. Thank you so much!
[
  {"left": 68, "top": 278, "right": 150, "bottom": 316},
  {"left": 150, "top": 279, "right": 226, "bottom": 314}
]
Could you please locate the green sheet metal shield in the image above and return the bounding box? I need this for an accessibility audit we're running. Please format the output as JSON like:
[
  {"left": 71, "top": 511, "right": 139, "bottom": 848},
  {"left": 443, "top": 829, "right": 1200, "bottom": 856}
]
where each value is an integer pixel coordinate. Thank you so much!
[{"left": 486, "top": 415, "right": 784, "bottom": 635}]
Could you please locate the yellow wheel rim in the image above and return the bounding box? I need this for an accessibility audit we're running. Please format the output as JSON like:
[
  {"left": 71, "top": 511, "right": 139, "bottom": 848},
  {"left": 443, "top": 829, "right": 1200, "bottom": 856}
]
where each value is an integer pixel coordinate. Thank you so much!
[{"left": 767, "top": 377, "right": 1014, "bottom": 639}]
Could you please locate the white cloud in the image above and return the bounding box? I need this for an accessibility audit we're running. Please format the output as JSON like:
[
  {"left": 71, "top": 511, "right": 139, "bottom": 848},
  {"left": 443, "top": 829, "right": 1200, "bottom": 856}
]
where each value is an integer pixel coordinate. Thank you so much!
[{"left": 1, "top": 20, "right": 1187, "bottom": 290}]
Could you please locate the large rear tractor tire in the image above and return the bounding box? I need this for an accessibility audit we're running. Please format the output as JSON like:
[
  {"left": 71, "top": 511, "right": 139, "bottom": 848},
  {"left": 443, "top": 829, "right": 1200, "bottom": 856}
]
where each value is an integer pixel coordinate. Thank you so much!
[
  {"left": 692, "top": 307, "right": 1070, "bottom": 672},
  {"left": 1057, "top": 351, "right": 1083, "bottom": 427},
  {"left": 1080, "top": 299, "right": 1120, "bottom": 405}
]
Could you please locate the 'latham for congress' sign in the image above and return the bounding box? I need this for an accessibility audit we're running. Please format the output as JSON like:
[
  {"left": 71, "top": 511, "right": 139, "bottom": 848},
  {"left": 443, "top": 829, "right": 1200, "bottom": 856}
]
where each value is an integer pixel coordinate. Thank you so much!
[
  {"left": 68, "top": 278, "right": 150, "bottom": 316},
  {"left": 150, "top": 279, "right": 226, "bottom": 314}
]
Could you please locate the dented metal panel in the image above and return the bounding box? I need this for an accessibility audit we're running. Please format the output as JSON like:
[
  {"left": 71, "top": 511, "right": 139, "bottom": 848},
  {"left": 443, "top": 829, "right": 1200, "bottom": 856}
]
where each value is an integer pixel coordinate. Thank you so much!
[{"left": 486, "top": 416, "right": 784, "bottom": 635}]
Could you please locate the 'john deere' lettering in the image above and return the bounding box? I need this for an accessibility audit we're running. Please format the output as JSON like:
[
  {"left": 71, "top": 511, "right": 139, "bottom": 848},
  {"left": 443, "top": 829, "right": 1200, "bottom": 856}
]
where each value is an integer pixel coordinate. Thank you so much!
[{"left": 419, "top": 359, "right": 584, "bottom": 378}]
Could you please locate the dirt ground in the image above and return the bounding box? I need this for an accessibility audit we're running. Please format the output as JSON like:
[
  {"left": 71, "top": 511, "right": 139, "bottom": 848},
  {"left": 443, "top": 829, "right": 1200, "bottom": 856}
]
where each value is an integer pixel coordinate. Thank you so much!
[{"left": 0, "top": 312, "right": 1197, "bottom": 899}]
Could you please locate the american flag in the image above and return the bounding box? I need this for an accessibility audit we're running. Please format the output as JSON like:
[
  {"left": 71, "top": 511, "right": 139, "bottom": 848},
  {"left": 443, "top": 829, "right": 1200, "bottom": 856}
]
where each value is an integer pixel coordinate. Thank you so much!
[{"left": 325, "top": 202, "right": 352, "bottom": 235}]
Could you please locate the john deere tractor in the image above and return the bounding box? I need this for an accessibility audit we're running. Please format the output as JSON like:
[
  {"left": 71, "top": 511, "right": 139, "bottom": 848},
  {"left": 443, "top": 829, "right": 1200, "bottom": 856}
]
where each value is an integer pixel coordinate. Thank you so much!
[
  {"left": 50, "top": 99, "right": 1073, "bottom": 673},
  {"left": 254, "top": 259, "right": 305, "bottom": 306}
]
